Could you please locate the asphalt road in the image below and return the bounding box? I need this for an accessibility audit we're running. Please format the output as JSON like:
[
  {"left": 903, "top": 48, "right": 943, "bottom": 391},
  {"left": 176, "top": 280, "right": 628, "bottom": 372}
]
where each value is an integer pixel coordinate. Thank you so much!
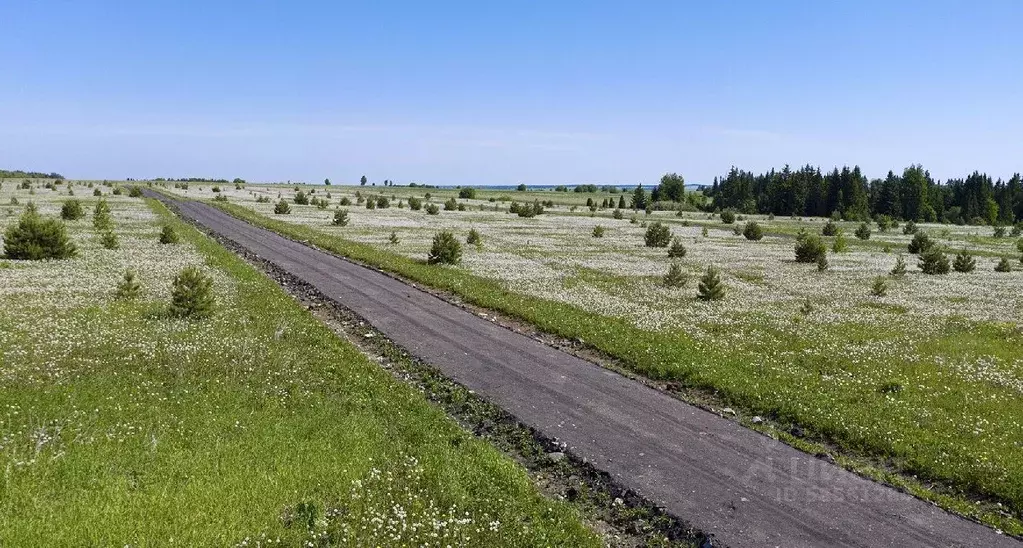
[{"left": 157, "top": 193, "right": 1019, "bottom": 548}]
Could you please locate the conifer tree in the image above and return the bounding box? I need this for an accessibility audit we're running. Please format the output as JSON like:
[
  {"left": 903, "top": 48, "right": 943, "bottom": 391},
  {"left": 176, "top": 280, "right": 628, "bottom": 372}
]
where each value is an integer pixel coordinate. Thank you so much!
[
  {"left": 697, "top": 266, "right": 725, "bottom": 300},
  {"left": 952, "top": 249, "right": 976, "bottom": 273}
]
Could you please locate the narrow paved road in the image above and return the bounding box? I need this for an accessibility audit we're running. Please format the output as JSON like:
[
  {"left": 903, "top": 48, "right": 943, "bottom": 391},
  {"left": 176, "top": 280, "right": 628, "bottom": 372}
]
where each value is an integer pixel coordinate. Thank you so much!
[{"left": 157, "top": 193, "right": 1019, "bottom": 548}]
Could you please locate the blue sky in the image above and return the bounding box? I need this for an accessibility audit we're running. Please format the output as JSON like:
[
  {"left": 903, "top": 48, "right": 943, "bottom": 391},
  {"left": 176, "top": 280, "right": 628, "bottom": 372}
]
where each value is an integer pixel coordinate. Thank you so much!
[{"left": 2, "top": 1, "right": 1021, "bottom": 185}]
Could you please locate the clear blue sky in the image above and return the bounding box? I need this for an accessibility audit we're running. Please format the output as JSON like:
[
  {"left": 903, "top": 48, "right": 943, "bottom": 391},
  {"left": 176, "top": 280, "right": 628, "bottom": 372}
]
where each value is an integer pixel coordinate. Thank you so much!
[{"left": 2, "top": 1, "right": 1021, "bottom": 185}]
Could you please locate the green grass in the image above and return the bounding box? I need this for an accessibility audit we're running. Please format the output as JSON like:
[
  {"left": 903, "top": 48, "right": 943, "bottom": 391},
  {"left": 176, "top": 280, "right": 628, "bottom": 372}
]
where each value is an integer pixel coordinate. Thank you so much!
[
  {"left": 0, "top": 197, "right": 598, "bottom": 546},
  {"left": 212, "top": 200, "right": 1023, "bottom": 535}
]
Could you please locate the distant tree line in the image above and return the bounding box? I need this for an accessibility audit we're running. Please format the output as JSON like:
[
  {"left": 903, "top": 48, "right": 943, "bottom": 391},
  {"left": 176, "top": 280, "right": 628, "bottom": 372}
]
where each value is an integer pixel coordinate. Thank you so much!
[
  {"left": 153, "top": 177, "right": 231, "bottom": 183},
  {"left": 705, "top": 165, "right": 1023, "bottom": 225},
  {"left": 0, "top": 169, "right": 64, "bottom": 179}
]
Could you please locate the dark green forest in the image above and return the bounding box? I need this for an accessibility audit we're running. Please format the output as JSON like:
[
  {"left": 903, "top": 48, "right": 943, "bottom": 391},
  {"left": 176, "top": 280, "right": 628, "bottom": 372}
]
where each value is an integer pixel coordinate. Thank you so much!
[
  {"left": 0, "top": 169, "right": 63, "bottom": 179},
  {"left": 701, "top": 165, "right": 1022, "bottom": 225}
]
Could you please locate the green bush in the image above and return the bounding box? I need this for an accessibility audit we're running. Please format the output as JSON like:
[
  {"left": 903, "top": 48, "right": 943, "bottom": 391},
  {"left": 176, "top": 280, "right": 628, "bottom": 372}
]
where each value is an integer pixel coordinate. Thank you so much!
[
  {"left": 213, "top": 194, "right": 228, "bottom": 202},
  {"left": 444, "top": 197, "right": 458, "bottom": 211},
  {"left": 159, "top": 225, "right": 180, "bottom": 244},
  {"left": 821, "top": 220, "right": 839, "bottom": 236},
  {"left": 168, "top": 266, "right": 215, "bottom": 318},
  {"left": 876, "top": 215, "right": 893, "bottom": 232},
  {"left": 871, "top": 276, "right": 888, "bottom": 297},
  {"left": 952, "top": 250, "right": 976, "bottom": 273},
  {"left": 425, "top": 203, "right": 440, "bottom": 215},
  {"left": 720, "top": 210, "right": 736, "bottom": 224},
  {"left": 332, "top": 208, "right": 349, "bottom": 226},
  {"left": 467, "top": 228, "right": 482, "bottom": 245},
  {"left": 128, "top": 186, "right": 143, "bottom": 198},
  {"left": 294, "top": 190, "right": 309, "bottom": 205},
  {"left": 903, "top": 220, "right": 917, "bottom": 235},
  {"left": 995, "top": 257, "right": 1013, "bottom": 272},
  {"left": 274, "top": 199, "right": 292, "bottom": 214},
  {"left": 428, "top": 231, "right": 462, "bottom": 265},
  {"left": 854, "top": 222, "right": 871, "bottom": 240},
  {"left": 612, "top": 209, "right": 624, "bottom": 220},
  {"left": 115, "top": 270, "right": 142, "bottom": 299},
  {"left": 697, "top": 266, "right": 725, "bottom": 301},
  {"left": 592, "top": 225, "right": 605, "bottom": 238},
  {"left": 376, "top": 196, "right": 390, "bottom": 209},
  {"left": 458, "top": 187, "right": 476, "bottom": 199},
  {"left": 408, "top": 197, "right": 422, "bottom": 210},
  {"left": 663, "top": 263, "right": 687, "bottom": 288},
  {"left": 644, "top": 221, "right": 671, "bottom": 247},
  {"left": 388, "top": 231, "right": 399, "bottom": 244},
  {"left": 743, "top": 221, "right": 763, "bottom": 241},
  {"left": 255, "top": 195, "right": 271, "bottom": 203},
  {"left": 993, "top": 226, "right": 1006, "bottom": 238},
  {"left": 667, "top": 237, "right": 687, "bottom": 258},
  {"left": 365, "top": 197, "right": 377, "bottom": 209},
  {"left": 3, "top": 210, "right": 77, "bottom": 260},
  {"left": 93, "top": 188, "right": 102, "bottom": 197},
  {"left": 832, "top": 232, "right": 848, "bottom": 253},
  {"left": 795, "top": 232, "right": 827, "bottom": 263},
  {"left": 61, "top": 199, "right": 85, "bottom": 221},
  {"left": 339, "top": 196, "right": 352, "bottom": 206},
  {"left": 907, "top": 232, "right": 933, "bottom": 254},
  {"left": 100, "top": 230, "right": 119, "bottom": 250},
  {"left": 93, "top": 199, "right": 113, "bottom": 230},
  {"left": 890, "top": 255, "right": 907, "bottom": 277},
  {"left": 816, "top": 253, "right": 829, "bottom": 271},
  {"left": 918, "top": 246, "right": 950, "bottom": 275}
]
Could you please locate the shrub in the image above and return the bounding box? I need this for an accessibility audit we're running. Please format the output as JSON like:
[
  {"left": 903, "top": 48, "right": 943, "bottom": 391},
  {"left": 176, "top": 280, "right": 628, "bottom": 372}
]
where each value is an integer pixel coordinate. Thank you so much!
[
  {"left": 2, "top": 210, "right": 77, "bottom": 260},
  {"left": 821, "top": 220, "right": 839, "bottom": 236},
  {"left": 444, "top": 197, "right": 458, "bottom": 211},
  {"left": 832, "top": 232, "right": 848, "bottom": 253},
  {"left": 1017, "top": 238, "right": 1023, "bottom": 253},
  {"left": 388, "top": 231, "right": 399, "bottom": 244},
  {"left": 112, "top": 187, "right": 122, "bottom": 196},
  {"left": 816, "top": 253, "right": 829, "bottom": 271},
  {"left": 903, "top": 221, "right": 917, "bottom": 235},
  {"left": 732, "top": 224, "right": 742, "bottom": 236},
  {"left": 128, "top": 186, "right": 143, "bottom": 198},
  {"left": 592, "top": 225, "right": 605, "bottom": 238},
  {"left": 255, "top": 195, "right": 270, "bottom": 203},
  {"left": 458, "top": 203, "right": 466, "bottom": 211},
  {"left": 995, "top": 257, "right": 1013, "bottom": 272},
  {"left": 993, "top": 226, "right": 1007, "bottom": 238},
  {"left": 401, "top": 196, "right": 419, "bottom": 210},
  {"left": 93, "top": 199, "right": 113, "bottom": 230},
  {"left": 332, "top": 208, "right": 349, "bottom": 226},
  {"left": 61, "top": 199, "right": 85, "bottom": 221},
  {"left": 907, "top": 232, "right": 932, "bottom": 254},
  {"left": 1013, "top": 225, "right": 1023, "bottom": 237},
  {"left": 274, "top": 199, "right": 291, "bottom": 214},
  {"left": 339, "top": 196, "right": 352, "bottom": 206},
  {"left": 663, "top": 263, "right": 687, "bottom": 288},
  {"left": 701, "top": 226, "right": 708, "bottom": 237},
  {"left": 115, "top": 270, "right": 142, "bottom": 299},
  {"left": 93, "top": 188, "right": 102, "bottom": 196},
  {"left": 743, "top": 221, "right": 763, "bottom": 241},
  {"left": 697, "top": 266, "right": 725, "bottom": 301},
  {"left": 668, "top": 237, "right": 687, "bottom": 258},
  {"left": 100, "top": 230, "right": 119, "bottom": 249},
  {"left": 365, "top": 197, "right": 376, "bottom": 210},
  {"left": 159, "top": 225, "right": 180, "bottom": 244},
  {"left": 644, "top": 221, "right": 671, "bottom": 247},
  {"left": 918, "top": 246, "right": 950, "bottom": 275},
  {"left": 876, "top": 215, "right": 893, "bottom": 232},
  {"left": 467, "top": 228, "right": 482, "bottom": 245},
  {"left": 795, "top": 232, "right": 827, "bottom": 263},
  {"left": 294, "top": 190, "right": 309, "bottom": 205},
  {"left": 720, "top": 210, "right": 736, "bottom": 224},
  {"left": 168, "top": 266, "right": 215, "bottom": 318},
  {"left": 376, "top": 196, "right": 390, "bottom": 208},
  {"left": 612, "top": 208, "right": 624, "bottom": 220},
  {"left": 213, "top": 194, "right": 228, "bottom": 202},
  {"left": 458, "top": 187, "right": 476, "bottom": 199},
  {"left": 890, "top": 255, "right": 907, "bottom": 277},
  {"left": 425, "top": 203, "right": 440, "bottom": 215},
  {"left": 871, "top": 276, "right": 888, "bottom": 297},
  {"left": 952, "top": 250, "right": 976, "bottom": 273},
  {"left": 854, "top": 222, "right": 871, "bottom": 240},
  {"left": 428, "top": 231, "right": 461, "bottom": 265}
]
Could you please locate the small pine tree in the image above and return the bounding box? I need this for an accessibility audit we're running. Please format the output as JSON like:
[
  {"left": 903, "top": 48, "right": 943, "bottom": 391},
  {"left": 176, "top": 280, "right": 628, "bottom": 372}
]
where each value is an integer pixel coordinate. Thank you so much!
[
  {"left": 332, "top": 208, "right": 349, "bottom": 226},
  {"left": 467, "top": 228, "right": 482, "bottom": 244},
  {"left": 115, "top": 270, "right": 142, "bottom": 299},
  {"left": 388, "top": 231, "right": 399, "bottom": 244},
  {"left": 168, "top": 266, "right": 215, "bottom": 318},
  {"left": 340, "top": 196, "right": 352, "bottom": 206},
  {"left": 93, "top": 199, "right": 113, "bottom": 230},
  {"left": 365, "top": 197, "right": 377, "bottom": 210},
  {"left": 668, "top": 237, "right": 687, "bottom": 258},
  {"left": 907, "top": 232, "right": 932, "bottom": 254},
  {"left": 425, "top": 203, "right": 440, "bottom": 215},
  {"left": 795, "top": 232, "right": 827, "bottom": 263},
  {"left": 592, "top": 225, "right": 605, "bottom": 238},
  {"left": 428, "top": 231, "right": 462, "bottom": 264},
  {"left": 612, "top": 209, "right": 624, "bottom": 220},
  {"left": 128, "top": 186, "right": 143, "bottom": 198},
  {"left": 743, "top": 221, "right": 763, "bottom": 241},
  {"left": 890, "top": 254, "right": 907, "bottom": 277},
  {"left": 3, "top": 210, "right": 77, "bottom": 260},
  {"left": 159, "top": 225, "right": 180, "bottom": 244},
  {"left": 697, "top": 266, "right": 725, "bottom": 301},
  {"left": 644, "top": 222, "right": 671, "bottom": 247},
  {"left": 444, "top": 197, "right": 458, "bottom": 211},
  {"left": 903, "top": 221, "right": 917, "bottom": 235},
  {"left": 918, "top": 246, "right": 950, "bottom": 275},
  {"left": 663, "top": 263, "right": 687, "bottom": 288},
  {"left": 274, "top": 199, "right": 291, "bottom": 214},
  {"left": 293, "top": 190, "right": 309, "bottom": 205},
  {"left": 816, "top": 253, "right": 829, "bottom": 271},
  {"left": 821, "top": 220, "right": 839, "bottom": 236},
  {"left": 993, "top": 226, "right": 1007, "bottom": 238},
  {"left": 995, "top": 257, "right": 1013, "bottom": 272},
  {"left": 100, "top": 230, "right": 120, "bottom": 249},
  {"left": 832, "top": 232, "right": 848, "bottom": 253},
  {"left": 61, "top": 199, "right": 85, "bottom": 221},
  {"left": 720, "top": 210, "right": 736, "bottom": 224},
  {"left": 701, "top": 226, "right": 708, "bottom": 237},
  {"left": 871, "top": 276, "right": 888, "bottom": 297},
  {"left": 952, "top": 250, "right": 976, "bottom": 273},
  {"left": 854, "top": 222, "right": 871, "bottom": 240}
]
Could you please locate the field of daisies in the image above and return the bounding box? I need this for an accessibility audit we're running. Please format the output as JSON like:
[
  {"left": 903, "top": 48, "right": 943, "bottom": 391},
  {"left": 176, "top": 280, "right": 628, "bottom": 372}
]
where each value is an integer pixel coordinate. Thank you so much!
[
  {"left": 165, "top": 181, "right": 1023, "bottom": 530},
  {"left": 0, "top": 180, "right": 599, "bottom": 546}
]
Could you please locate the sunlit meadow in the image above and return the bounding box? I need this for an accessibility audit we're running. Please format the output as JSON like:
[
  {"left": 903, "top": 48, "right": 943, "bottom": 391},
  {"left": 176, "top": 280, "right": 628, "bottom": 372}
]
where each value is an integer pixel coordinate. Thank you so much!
[{"left": 0, "top": 180, "right": 598, "bottom": 546}]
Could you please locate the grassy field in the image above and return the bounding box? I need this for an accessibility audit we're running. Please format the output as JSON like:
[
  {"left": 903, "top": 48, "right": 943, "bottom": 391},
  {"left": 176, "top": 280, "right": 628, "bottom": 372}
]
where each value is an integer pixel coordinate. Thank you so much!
[
  {"left": 0, "top": 181, "right": 600, "bottom": 546},
  {"left": 157, "top": 181, "right": 1023, "bottom": 532}
]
